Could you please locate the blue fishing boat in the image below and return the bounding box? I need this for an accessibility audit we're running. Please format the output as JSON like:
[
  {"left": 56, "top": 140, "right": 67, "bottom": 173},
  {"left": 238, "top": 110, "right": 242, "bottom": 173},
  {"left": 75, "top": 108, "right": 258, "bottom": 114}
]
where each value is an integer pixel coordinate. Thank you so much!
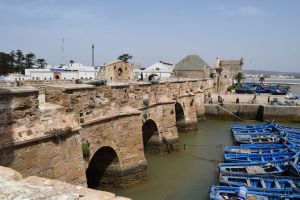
[
  {"left": 224, "top": 152, "right": 295, "bottom": 163},
  {"left": 240, "top": 144, "right": 285, "bottom": 148},
  {"left": 232, "top": 128, "right": 277, "bottom": 135},
  {"left": 209, "top": 185, "right": 300, "bottom": 200},
  {"left": 219, "top": 156, "right": 294, "bottom": 175},
  {"left": 273, "top": 124, "right": 300, "bottom": 132},
  {"left": 234, "top": 134, "right": 281, "bottom": 144},
  {"left": 224, "top": 144, "right": 291, "bottom": 154},
  {"left": 290, "top": 157, "right": 300, "bottom": 176},
  {"left": 231, "top": 122, "right": 273, "bottom": 130},
  {"left": 220, "top": 173, "right": 300, "bottom": 190}
]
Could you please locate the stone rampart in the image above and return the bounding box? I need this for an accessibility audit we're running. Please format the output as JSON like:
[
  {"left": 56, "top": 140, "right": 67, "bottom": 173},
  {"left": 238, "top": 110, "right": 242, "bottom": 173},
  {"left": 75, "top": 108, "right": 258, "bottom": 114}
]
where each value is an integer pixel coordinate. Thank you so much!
[{"left": 0, "top": 78, "right": 226, "bottom": 189}]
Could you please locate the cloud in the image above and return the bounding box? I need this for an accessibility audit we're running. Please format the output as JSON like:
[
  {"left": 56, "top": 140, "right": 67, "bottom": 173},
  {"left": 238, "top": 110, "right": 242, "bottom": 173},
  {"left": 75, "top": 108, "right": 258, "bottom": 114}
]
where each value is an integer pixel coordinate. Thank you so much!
[{"left": 218, "top": 5, "right": 266, "bottom": 17}]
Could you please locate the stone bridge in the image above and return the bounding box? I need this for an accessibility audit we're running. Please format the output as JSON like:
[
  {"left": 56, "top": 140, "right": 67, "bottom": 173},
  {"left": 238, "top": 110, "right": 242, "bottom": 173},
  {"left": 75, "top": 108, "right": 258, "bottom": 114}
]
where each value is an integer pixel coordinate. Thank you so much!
[{"left": 0, "top": 78, "right": 228, "bottom": 188}]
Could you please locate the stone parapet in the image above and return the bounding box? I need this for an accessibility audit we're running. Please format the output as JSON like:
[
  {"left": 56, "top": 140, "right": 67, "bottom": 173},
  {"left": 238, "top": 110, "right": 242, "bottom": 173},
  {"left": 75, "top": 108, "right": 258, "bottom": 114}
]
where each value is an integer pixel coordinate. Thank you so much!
[{"left": 0, "top": 166, "right": 130, "bottom": 200}]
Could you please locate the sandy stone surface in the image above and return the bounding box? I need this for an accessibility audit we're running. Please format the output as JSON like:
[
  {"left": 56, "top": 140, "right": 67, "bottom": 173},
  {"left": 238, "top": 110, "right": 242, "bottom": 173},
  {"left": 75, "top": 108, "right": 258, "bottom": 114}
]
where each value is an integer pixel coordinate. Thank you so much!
[
  {"left": 210, "top": 92, "right": 299, "bottom": 105},
  {"left": 0, "top": 166, "right": 131, "bottom": 200}
]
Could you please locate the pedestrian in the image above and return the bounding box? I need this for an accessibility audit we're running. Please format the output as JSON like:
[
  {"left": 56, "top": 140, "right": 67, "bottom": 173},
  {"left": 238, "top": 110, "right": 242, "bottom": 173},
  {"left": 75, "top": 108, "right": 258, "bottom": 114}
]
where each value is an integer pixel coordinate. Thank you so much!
[
  {"left": 236, "top": 97, "right": 240, "bottom": 104},
  {"left": 140, "top": 72, "right": 143, "bottom": 81},
  {"left": 208, "top": 91, "right": 211, "bottom": 98},
  {"left": 268, "top": 96, "right": 270, "bottom": 104},
  {"left": 220, "top": 98, "right": 224, "bottom": 107},
  {"left": 209, "top": 97, "right": 213, "bottom": 104}
]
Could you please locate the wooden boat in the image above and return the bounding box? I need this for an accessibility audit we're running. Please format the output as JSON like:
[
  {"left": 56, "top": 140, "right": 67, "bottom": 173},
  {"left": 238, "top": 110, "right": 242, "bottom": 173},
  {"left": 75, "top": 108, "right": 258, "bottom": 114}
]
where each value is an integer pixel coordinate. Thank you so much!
[
  {"left": 232, "top": 128, "right": 278, "bottom": 135},
  {"left": 225, "top": 144, "right": 291, "bottom": 154},
  {"left": 220, "top": 173, "right": 300, "bottom": 190},
  {"left": 224, "top": 152, "right": 295, "bottom": 163},
  {"left": 219, "top": 157, "right": 293, "bottom": 175},
  {"left": 209, "top": 185, "right": 300, "bottom": 200},
  {"left": 290, "top": 156, "right": 300, "bottom": 176},
  {"left": 234, "top": 135, "right": 281, "bottom": 144},
  {"left": 231, "top": 122, "right": 272, "bottom": 130}
]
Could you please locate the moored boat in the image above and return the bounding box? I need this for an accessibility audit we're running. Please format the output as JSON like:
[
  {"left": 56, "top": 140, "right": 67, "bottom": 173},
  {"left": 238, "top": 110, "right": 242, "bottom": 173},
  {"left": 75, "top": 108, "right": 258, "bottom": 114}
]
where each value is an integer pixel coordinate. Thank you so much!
[
  {"left": 220, "top": 173, "right": 300, "bottom": 190},
  {"left": 224, "top": 152, "right": 295, "bottom": 163},
  {"left": 225, "top": 144, "right": 292, "bottom": 154},
  {"left": 209, "top": 185, "right": 300, "bottom": 200},
  {"left": 234, "top": 135, "right": 281, "bottom": 144},
  {"left": 219, "top": 157, "right": 294, "bottom": 175}
]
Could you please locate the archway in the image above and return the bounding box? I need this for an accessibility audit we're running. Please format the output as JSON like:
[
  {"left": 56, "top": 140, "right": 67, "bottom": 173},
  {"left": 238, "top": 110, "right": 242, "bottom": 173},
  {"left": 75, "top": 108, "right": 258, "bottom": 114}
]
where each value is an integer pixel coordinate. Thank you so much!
[
  {"left": 142, "top": 119, "right": 160, "bottom": 151},
  {"left": 86, "top": 146, "right": 120, "bottom": 189},
  {"left": 175, "top": 103, "right": 185, "bottom": 122}
]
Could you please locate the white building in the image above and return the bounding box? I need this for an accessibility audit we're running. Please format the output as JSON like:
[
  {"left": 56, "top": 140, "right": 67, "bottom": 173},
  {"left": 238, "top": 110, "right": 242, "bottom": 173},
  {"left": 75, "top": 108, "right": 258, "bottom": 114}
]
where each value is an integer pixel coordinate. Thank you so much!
[
  {"left": 135, "top": 61, "right": 174, "bottom": 80},
  {"left": 0, "top": 73, "right": 31, "bottom": 81},
  {"left": 25, "top": 63, "right": 100, "bottom": 80}
]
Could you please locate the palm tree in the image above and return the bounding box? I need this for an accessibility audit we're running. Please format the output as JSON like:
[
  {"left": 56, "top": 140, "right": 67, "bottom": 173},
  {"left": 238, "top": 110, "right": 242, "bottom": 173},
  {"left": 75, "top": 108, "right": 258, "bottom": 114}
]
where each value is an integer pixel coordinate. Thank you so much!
[
  {"left": 234, "top": 72, "right": 245, "bottom": 84},
  {"left": 259, "top": 76, "right": 265, "bottom": 85}
]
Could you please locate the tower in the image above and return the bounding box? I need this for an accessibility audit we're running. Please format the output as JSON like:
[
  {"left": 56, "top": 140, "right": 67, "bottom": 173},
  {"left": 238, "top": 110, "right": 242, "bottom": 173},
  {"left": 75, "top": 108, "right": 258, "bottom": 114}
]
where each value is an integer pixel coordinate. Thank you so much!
[{"left": 92, "top": 44, "right": 94, "bottom": 67}]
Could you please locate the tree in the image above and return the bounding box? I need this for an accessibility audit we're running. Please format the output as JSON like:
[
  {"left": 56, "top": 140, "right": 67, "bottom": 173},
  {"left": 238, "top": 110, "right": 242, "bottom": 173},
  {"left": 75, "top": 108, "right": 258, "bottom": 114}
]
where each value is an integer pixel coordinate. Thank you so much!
[
  {"left": 25, "top": 52, "right": 36, "bottom": 69},
  {"left": 259, "top": 76, "right": 265, "bottom": 84},
  {"left": 0, "top": 52, "right": 14, "bottom": 75},
  {"left": 234, "top": 72, "right": 245, "bottom": 84},
  {"left": 15, "top": 50, "right": 25, "bottom": 74},
  {"left": 36, "top": 58, "right": 47, "bottom": 69},
  {"left": 117, "top": 54, "right": 132, "bottom": 63},
  {"left": 69, "top": 60, "right": 74, "bottom": 66}
]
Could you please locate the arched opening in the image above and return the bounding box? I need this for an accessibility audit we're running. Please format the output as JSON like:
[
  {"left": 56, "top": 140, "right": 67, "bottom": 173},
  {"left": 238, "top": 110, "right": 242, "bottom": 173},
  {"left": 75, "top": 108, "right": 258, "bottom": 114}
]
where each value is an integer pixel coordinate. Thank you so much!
[
  {"left": 142, "top": 119, "right": 160, "bottom": 151},
  {"left": 117, "top": 68, "right": 123, "bottom": 76},
  {"left": 175, "top": 103, "right": 185, "bottom": 122},
  {"left": 86, "top": 146, "right": 120, "bottom": 189},
  {"left": 54, "top": 75, "right": 60, "bottom": 79}
]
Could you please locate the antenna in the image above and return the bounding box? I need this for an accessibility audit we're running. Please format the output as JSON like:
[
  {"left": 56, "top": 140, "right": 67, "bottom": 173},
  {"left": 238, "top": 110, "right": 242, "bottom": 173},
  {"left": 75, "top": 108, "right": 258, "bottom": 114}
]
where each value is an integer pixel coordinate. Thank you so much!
[
  {"left": 61, "top": 37, "right": 65, "bottom": 66},
  {"left": 92, "top": 44, "right": 94, "bottom": 67}
]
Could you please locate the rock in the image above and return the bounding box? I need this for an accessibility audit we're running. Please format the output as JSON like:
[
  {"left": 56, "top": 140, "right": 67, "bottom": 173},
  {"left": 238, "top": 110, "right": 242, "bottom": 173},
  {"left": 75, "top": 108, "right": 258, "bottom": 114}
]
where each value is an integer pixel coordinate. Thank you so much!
[{"left": 0, "top": 166, "right": 23, "bottom": 181}]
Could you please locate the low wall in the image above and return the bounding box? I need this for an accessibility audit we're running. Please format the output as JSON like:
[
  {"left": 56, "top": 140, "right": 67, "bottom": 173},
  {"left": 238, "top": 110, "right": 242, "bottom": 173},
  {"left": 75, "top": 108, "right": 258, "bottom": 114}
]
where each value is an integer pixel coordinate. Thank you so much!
[
  {"left": 264, "top": 106, "right": 300, "bottom": 122},
  {"left": 205, "top": 104, "right": 260, "bottom": 120},
  {"left": 205, "top": 103, "right": 300, "bottom": 122}
]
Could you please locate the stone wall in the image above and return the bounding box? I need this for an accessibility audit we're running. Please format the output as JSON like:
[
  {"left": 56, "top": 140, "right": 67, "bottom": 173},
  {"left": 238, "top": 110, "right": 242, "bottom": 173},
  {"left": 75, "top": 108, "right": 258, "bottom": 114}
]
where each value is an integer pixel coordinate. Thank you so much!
[
  {"left": 0, "top": 77, "right": 225, "bottom": 189},
  {"left": 18, "top": 80, "right": 75, "bottom": 93},
  {"left": 0, "top": 80, "right": 17, "bottom": 87},
  {"left": 81, "top": 111, "right": 147, "bottom": 187},
  {"left": 205, "top": 104, "right": 260, "bottom": 120},
  {"left": 0, "top": 80, "right": 74, "bottom": 93},
  {"left": 141, "top": 102, "right": 179, "bottom": 153},
  {"left": 205, "top": 103, "right": 300, "bottom": 122},
  {"left": 0, "top": 88, "right": 39, "bottom": 145},
  {"left": 0, "top": 132, "right": 86, "bottom": 185},
  {"left": 264, "top": 105, "right": 300, "bottom": 122}
]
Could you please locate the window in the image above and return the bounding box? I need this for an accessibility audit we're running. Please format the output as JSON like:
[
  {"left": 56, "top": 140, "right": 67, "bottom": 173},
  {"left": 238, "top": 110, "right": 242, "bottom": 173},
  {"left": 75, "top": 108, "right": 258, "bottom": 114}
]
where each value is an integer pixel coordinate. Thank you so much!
[{"left": 118, "top": 68, "right": 123, "bottom": 76}]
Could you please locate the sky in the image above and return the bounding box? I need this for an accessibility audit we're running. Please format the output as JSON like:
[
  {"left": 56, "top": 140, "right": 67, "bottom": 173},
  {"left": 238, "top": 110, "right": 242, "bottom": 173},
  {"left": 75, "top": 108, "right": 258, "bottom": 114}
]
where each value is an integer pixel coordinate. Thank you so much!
[{"left": 0, "top": 0, "right": 299, "bottom": 72}]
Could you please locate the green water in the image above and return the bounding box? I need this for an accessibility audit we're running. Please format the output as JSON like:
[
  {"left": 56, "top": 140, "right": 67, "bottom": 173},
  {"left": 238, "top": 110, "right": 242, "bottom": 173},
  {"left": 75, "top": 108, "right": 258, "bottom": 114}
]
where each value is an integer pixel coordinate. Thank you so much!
[{"left": 106, "top": 120, "right": 236, "bottom": 200}]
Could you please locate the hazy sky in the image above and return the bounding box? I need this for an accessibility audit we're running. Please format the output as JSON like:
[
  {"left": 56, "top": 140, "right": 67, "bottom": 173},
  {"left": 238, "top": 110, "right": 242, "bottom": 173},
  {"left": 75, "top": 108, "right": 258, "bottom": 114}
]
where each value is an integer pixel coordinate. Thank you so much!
[{"left": 0, "top": 0, "right": 299, "bottom": 71}]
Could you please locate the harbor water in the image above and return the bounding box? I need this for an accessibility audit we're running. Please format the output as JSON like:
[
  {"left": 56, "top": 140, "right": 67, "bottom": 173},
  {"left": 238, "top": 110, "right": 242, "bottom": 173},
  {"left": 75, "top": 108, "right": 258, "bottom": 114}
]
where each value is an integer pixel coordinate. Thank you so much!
[
  {"left": 103, "top": 120, "right": 234, "bottom": 200},
  {"left": 102, "top": 120, "right": 300, "bottom": 199}
]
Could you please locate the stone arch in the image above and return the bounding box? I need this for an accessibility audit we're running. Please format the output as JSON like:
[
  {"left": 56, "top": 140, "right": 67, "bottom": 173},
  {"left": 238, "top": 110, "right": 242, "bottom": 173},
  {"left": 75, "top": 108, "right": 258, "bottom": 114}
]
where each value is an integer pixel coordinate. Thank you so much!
[
  {"left": 142, "top": 119, "right": 161, "bottom": 152},
  {"left": 175, "top": 102, "right": 185, "bottom": 122},
  {"left": 86, "top": 146, "right": 120, "bottom": 189}
]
